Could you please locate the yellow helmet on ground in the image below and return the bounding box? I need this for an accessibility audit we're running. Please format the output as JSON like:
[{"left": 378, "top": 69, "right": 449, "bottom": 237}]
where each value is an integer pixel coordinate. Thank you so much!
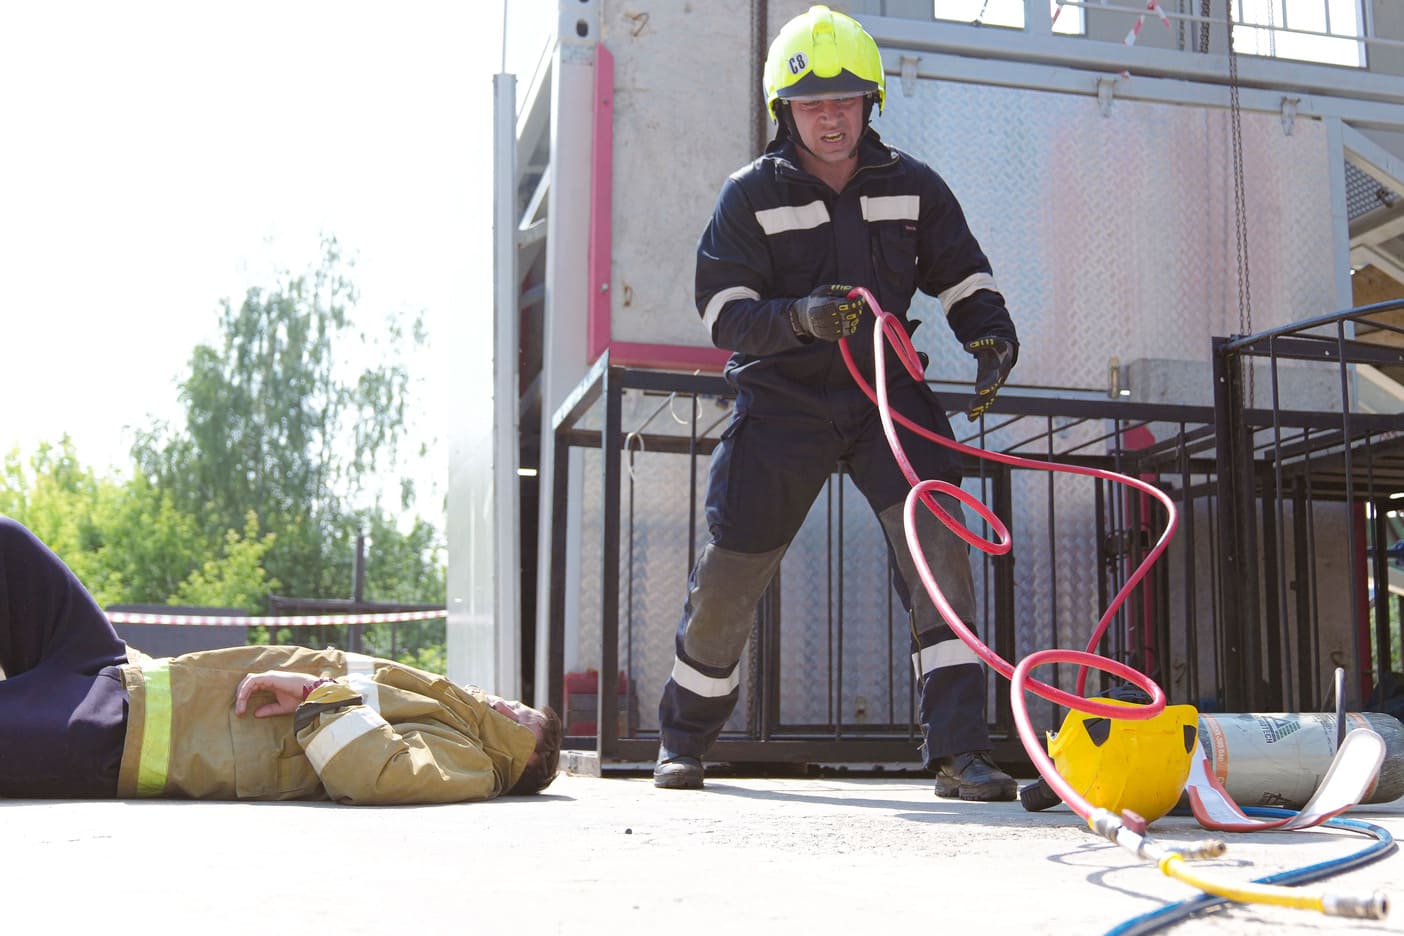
[
  {"left": 1047, "top": 698, "right": 1200, "bottom": 824},
  {"left": 763, "top": 5, "right": 885, "bottom": 122}
]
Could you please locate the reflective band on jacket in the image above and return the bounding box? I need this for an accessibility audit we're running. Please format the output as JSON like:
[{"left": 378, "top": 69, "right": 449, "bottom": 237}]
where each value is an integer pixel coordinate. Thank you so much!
[
  {"left": 136, "top": 659, "right": 172, "bottom": 797},
  {"left": 342, "top": 654, "right": 380, "bottom": 712},
  {"left": 344, "top": 652, "right": 376, "bottom": 675},
  {"left": 670, "top": 656, "right": 740, "bottom": 698},
  {"left": 912, "top": 640, "right": 980, "bottom": 678},
  {"left": 345, "top": 672, "right": 382, "bottom": 712},
  {"left": 702, "top": 285, "right": 762, "bottom": 334},
  {"left": 938, "top": 271, "right": 999, "bottom": 311},
  {"left": 754, "top": 200, "right": 830, "bottom": 236},
  {"left": 304, "top": 707, "right": 389, "bottom": 774},
  {"left": 860, "top": 194, "right": 919, "bottom": 222}
]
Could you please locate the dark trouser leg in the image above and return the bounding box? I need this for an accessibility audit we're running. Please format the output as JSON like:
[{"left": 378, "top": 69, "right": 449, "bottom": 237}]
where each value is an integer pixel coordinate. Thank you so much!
[
  {"left": 0, "top": 517, "right": 129, "bottom": 796},
  {"left": 0, "top": 517, "right": 129, "bottom": 677},
  {"left": 878, "top": 499, "right": 991, "bottom": 765},
  {"left": 658, "top": 542, "right": 787, "bottom": 758},
  {"left": 0, "top": 666, "right": 127, "bottom": 796}
]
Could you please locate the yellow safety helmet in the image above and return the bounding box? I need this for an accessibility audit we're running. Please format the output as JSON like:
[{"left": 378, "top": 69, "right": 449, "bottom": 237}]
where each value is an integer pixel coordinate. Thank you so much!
[
  {"left": 1047, "top": 698, "right": 1200, "bottom": 824},
  {"left": 763, "top": 5, "right": 886, "bottom": 122}
]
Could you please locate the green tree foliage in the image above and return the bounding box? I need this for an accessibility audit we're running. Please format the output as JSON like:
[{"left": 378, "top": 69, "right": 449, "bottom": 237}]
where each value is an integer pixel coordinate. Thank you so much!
[
  {"left": 131, "top": 238, "right": 440, "bottom": 605},
  {"left": 4, "top": 238, "right": 446, "bottom": 669},
  {"left": 1, "top": 441, "right": 276, "bottom": 610}
]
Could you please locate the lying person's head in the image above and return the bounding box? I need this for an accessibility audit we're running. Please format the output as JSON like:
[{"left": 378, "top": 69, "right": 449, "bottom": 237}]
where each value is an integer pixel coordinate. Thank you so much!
[{"left": 486, "top": 696, "right": 563, "bottom": 795}]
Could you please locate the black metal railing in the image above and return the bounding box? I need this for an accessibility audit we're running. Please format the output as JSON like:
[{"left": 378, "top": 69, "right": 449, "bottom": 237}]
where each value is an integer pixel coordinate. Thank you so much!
[
  {"left": 547, "top": 351, "right": 1244, "bottom": 769},
  {"left": 1213, "top": 299, "right": 1404, "bottom": 712}
]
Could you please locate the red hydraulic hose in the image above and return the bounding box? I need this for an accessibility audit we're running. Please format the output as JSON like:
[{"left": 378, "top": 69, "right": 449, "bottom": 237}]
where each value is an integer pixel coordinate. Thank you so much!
[
  {"left": 839, "top": 286, "right": 1177, "bottom": 820},
  {"left": 839, "top": 290, "right": 1390, "bottom": 919}
]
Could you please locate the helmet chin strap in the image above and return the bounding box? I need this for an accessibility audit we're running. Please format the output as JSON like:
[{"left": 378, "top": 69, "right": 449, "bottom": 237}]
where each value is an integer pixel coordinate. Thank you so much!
[{"left": 774, "top": 101, "right": 813, "bottom": 157}]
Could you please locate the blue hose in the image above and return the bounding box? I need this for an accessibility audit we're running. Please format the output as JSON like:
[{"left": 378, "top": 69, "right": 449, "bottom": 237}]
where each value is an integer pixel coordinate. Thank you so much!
[{"left": 1103, "top": 807, "right": 1396, "bottom": 936}]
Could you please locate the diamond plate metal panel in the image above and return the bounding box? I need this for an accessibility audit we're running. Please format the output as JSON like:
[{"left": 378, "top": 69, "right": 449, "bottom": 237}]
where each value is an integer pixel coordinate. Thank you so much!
[
  {"left": 567, "top": 77, "right": 1343, "bottom": 749},
  {"left": 880, "top": 80, "right": 1336, "bottom": 392},
  {"left": 778, "top": 475, "right": 918, "bottom": 729},
  {"left": 957, "top": 412, "right": 1136, "bottom": 734},
  {"left": 574, "top": 392, "right": 752, "bottom": 736}
]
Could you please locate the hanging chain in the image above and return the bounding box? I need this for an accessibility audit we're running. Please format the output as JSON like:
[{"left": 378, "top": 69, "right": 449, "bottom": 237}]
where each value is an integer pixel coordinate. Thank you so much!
[{"left": 1226, "top": 0, "right": 1254, "bottom": 404}]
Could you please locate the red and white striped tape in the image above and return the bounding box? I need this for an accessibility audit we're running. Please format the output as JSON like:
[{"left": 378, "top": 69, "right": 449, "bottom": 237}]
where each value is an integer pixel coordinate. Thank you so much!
[
  {"left": 106, "top": 609, "right": 448, "bottom": 627},
  {"left": 1125, "top": 0, "right": 1171, "bottom": 47}
]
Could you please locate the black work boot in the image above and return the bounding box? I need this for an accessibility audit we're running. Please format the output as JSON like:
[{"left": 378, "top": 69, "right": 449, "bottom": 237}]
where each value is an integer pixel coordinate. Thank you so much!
[
  {"left": 653, "top": 745, "right": 704, "bottom": 790},
  {"left": 933, "top": 751, "right": 1017, "bottom": 801}
]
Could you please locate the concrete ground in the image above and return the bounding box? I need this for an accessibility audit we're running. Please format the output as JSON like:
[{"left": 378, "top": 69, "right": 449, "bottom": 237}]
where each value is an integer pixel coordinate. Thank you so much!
[{"left": 6, "top": 768, "right": 1402, "bottom": 935}]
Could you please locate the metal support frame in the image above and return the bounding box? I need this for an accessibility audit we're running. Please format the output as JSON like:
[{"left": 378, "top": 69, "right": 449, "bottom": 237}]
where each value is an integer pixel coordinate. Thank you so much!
[
  {"left": 547, "top": 355, "right": 1239, "bottom": 770},
  {"left": 1213, "top": 299, "right": 1404, "bottom": 708},
  {"left": 547, "top": 304, "right": 1404, "bottom": 768}
]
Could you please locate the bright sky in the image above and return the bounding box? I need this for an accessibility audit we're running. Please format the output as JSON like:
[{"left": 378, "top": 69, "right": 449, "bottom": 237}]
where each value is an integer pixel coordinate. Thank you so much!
[{"left": 0, "top": 0, "right": 553, "bottom": 524}]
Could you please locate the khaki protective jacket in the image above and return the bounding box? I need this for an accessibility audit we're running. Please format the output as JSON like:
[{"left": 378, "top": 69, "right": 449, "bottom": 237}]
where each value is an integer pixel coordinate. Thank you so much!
[{"left": 115, "top": 645, "right": 537, "bottom": 805}]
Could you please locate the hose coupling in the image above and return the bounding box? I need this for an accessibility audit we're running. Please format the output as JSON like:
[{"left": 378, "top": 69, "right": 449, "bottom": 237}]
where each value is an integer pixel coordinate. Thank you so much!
[
  {"left": 1088, "top": 808, "right": 1121, "bottom": 842},
  {"left": 1168, "top": 838, "right": 1227, "bottom": 861},
  {"left": 1322, "top": 891, "right": 1389, "bottom": 920}
]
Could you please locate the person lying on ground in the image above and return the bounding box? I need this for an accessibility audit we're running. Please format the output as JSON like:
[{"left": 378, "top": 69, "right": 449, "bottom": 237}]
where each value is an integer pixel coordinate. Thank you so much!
[{"left": 0, "top": 515, "right": 561, "bottom": 805}]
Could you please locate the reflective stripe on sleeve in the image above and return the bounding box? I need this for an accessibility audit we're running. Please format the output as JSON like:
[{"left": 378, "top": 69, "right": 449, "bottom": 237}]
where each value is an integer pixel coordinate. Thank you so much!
[
  {"left": 702, "top": 286, "right": 762, "bottom": 334},
  {"left": 912, "top": 640, "right": 981, "bottom": 678},
  {"left": 135, "top": 659, "right": 172, "bottom": 797},
  {"left": 860, "top": 194, "right": 920, "bottom": 222},
  {"left": 670, "top": 656, "right": 740, "bottom": 698},
  {"left": 754, "top": 200, "right": 830, "bottom": 236},
  {"left": 303, "top": 707, "right": 390, "bottom": 774},
  {"left": 345, "top": 672, "right": 381, "bottom": 712},
  {"left": 938, "top": 272, "right": 1000, "bottom": 311},
  {"left": 343, "top": 652, "right": 375, "bottom": 675}
]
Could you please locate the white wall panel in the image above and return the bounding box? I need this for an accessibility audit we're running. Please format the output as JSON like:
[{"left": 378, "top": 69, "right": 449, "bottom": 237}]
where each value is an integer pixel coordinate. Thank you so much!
[{"left": 601, "top": 0, "right": 759, "bottom": 349}]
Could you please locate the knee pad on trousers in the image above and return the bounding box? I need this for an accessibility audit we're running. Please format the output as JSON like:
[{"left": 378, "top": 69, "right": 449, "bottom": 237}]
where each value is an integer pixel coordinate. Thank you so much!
[
  {"left": 680, "top": 542, "right": 786, "bottom": 669},
  {"left": 878, "top": 497, "right": 977, "bottom": 636}
]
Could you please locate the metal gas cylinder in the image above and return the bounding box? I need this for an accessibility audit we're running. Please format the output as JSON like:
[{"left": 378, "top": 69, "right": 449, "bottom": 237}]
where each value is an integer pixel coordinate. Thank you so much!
[{"left": 1197, "top": 711, "right": 1404, "bottom": 808}]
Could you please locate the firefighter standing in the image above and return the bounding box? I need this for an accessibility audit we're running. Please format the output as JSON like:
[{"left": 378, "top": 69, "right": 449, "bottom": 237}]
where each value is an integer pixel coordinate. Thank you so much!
[{"left": 654, "top": 5, "right": 1020, "bottom": 800}]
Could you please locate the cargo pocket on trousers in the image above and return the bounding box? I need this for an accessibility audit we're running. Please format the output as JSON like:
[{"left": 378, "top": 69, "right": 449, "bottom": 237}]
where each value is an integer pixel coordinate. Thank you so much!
[
  {"left": 704, "top": 411, "right": 750, "bottom": 535},
  {"left": 229, "top": 709, "right": 321, "bottom": 800}
]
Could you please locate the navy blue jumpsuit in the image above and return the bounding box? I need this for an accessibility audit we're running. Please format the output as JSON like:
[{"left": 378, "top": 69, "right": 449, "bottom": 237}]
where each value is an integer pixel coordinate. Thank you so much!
[
  {"left": 657, "top": 129, "right": 1019, "bottom": 767},
  {"left": 0, "top": 516, "right": 129, "bottom": 796}
]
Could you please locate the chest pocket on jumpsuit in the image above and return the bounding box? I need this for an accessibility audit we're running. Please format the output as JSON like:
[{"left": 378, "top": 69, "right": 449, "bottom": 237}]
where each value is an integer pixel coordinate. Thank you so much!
[
  {"left": 769, "top": 229, "right": 828, "bottom": 300},
  {"left": 871, "top": 223, "right": 918, "bottom": 307}
]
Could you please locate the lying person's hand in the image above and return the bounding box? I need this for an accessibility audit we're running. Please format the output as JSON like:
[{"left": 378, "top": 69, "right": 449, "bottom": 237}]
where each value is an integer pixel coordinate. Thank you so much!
[{"left": 235, "top": 670, "right": 322, "bottom": 718}]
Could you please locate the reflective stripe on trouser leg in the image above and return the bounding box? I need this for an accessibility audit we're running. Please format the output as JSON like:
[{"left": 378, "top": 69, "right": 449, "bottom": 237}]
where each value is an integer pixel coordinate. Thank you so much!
[
  {"left": 658, "top": 542, "right": 786, "bottom": 758},
  {"left": 878, "top": 499, "right": 992, "bottom": 765}
]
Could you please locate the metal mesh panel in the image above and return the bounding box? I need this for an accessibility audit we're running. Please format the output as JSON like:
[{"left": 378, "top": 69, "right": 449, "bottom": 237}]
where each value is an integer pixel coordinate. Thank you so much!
[
  {"left": 1346, "top": 160, "right": 1401, "bottom": 220},
  {"left": 879, "top": 79, "right": 1335, "bottom": 390},
  {"left": 575, "top": 391, "right": 753, "bottom": 736},
  {"left": 778, "top": 475, "right": 917, "bottom": 730}
]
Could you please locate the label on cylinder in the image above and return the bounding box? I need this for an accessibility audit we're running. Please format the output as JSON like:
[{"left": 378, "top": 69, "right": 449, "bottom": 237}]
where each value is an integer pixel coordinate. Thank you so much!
[{"left": 1197, "top": 712, "right": 1372, "bottom": 808}]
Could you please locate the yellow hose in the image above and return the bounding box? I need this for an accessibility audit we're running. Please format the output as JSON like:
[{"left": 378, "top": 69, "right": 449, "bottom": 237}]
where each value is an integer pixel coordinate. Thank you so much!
[
  {"left": 1085, "top": 809, "right": 1387, "bottom": 920},
  {"left": 1158, "top": 845, "right": 1387, "bottom": 917},
  {"left": 1160, "top": 854, "right": 1325, "bottom": 913}
]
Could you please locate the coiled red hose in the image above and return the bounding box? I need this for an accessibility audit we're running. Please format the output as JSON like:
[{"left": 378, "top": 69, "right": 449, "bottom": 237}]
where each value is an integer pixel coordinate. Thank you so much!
[{"left": 840, "top": 286, "right": 1177, "bottom": 818}]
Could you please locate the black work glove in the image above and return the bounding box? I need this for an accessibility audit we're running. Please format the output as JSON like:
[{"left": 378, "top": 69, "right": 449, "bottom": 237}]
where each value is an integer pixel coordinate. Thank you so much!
[
  {"left": 788, "top": 285, "right": 868, "bottom": 342},
  {"left": 964, "top": 336, "right": 1016, "bottom": 421}
]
